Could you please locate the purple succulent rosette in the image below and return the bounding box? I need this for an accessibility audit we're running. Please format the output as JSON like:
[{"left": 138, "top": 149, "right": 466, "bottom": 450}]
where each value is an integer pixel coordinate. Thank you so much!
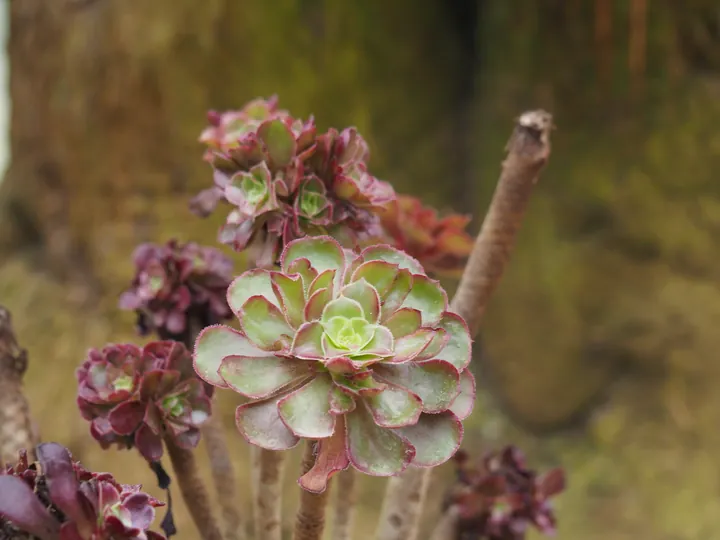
[
  {"left": 190, "top": 97, "right": 395, "bottom": 268},
  {"left": 193, "top": 235, "right": 475, "bottom": 493},
  {"left": 77, "top": 341, "right": 213, "bottom": 462},
  {"left": 448, "top": 447, "right": 566, "bottom": 540},
  {"left": 118, "top": 239, "right": 233, "bottom": 342},
  {"left": 0, "top": 443, "right": 165, "bottom": 540}
]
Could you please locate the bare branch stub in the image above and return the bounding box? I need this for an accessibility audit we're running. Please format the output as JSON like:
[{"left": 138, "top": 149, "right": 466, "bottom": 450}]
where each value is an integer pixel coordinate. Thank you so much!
[{"left": 0, "top": 305, "right": 38, "bottom": 463}]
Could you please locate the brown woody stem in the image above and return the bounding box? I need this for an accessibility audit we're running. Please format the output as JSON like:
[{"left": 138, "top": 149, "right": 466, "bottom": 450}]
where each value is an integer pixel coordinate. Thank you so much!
[
  {"left": 164, "top": 435, "right": 224, "bottom": 540},
  {"left": 251, "top": 446, "right": 286, "bottom": 540},
  {"left": 0, "top": 306, "right": 39, "bottom": 464},
  {"left": 374, "top": 111, "right": 554, "bottom": 540},
  {"left": 202, "top": 414, "right": 246, "bottom": 540},
  {"left": 292, "top": 441, "right": 331, "bottom": 540},
  {"left": 332, "top": 468, "right": 357, "bottom": 540}
]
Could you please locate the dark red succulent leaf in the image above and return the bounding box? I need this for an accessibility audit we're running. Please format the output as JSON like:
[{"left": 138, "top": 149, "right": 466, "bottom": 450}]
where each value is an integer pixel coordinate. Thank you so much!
[
  {"left": 77, "top": 341, "right": 213, "bottom": 462},
  {"left": 119, "top": 239, "right": 233, "bottom": 343},
  {"left": 445, "top": 446, "right": 566, "bottom": 540},
  {"left": 378, "top": 194, "right": 474, "bottom": 279},
  {"left": 191, "top": 97, "right": 396, "bottom": 268},
  {"left": 0, "top": 444, "right": 165, "bottom": 540}
]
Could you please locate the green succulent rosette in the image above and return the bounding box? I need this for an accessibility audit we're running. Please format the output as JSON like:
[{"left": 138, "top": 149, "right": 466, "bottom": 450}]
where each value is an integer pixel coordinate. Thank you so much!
[{"left": 193, "top": 236, "right": 475, "bottom": 492}]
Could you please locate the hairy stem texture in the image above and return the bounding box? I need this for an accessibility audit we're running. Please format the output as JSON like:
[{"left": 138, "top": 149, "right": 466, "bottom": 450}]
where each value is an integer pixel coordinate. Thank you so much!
[
  {"left": 251, "top": 446, "right": 286, "bottom": 540},
  {"left": 164, "top": 435, "right": 223, "bottom": 540},
  {"left": 374, "top": 111, "right": 554, "bottom": 540},
  {"left": 292, "top": 442, "right": 331, "bottom": 540}
]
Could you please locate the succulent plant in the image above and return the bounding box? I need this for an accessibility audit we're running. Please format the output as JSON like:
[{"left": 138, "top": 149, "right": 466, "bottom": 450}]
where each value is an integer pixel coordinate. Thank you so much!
[
  {"left": 193, "top": 235, "right": 475, "bottom": 492},
  {"left": 444, "top": 447, "right": 566, "bottom": 540},
  {"left": 378, "top": 194, "right": 474, "bottom": 278},
  {"left": 190, "top": 97, "right": 395, "bottom": 268},
  {"left": 77, "top": 341, "right": 213, "bottom": 462},
  {"left": 0, "top": 443, "right": 165, "bottom": 540},
  {"left": 118, "top": 240, "right": 233, "bottom": 342}
]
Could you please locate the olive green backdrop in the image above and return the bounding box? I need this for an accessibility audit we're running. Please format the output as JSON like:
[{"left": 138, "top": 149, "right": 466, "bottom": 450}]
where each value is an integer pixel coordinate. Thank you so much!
[{"left": 2, "top": 1, "right": 720, "bottom": 538}]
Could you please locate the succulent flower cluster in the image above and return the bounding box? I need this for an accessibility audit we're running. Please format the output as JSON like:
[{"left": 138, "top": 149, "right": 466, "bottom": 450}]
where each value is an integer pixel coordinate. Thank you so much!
[
  {"left": 119, "top": 240, "right": 233, "bottom": 342},
  {"left": 190, "top": 97, "right": 395, "bottom": 268},
  {"left": 378, "top": 195, "right": 474, "bottom": 278},
  {"left": 194, "top": 235, "right": 475, "bottom": 492},
  {"left": 0, "top": 443, "right": 165, "bottom": 540},
  {"left": 77, "top": 341, "right": 213, "bottom": 462},
  {"left": 444, "top": 447, "right": 566, "bottom": 540}
]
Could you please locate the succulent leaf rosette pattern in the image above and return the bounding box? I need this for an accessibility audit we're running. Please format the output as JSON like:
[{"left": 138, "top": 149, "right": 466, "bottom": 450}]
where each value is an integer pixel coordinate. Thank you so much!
[
  {"left": 378, "top": 194, "right": 475, "bottom": 278},
  {"left": 77, "top": 341, "right": 213, "bottom": 462},
  {"left": 194, "top": 235, "right": 475, "bottom": 492},
  {"left": 118, "top": 240, "right": 233, "bottom": 341},
  {"left": 0, "top": 443, "right": 165, "bottom": 540},
  {"left": 190, "top": 97, "right": 395, "bottom": 268}
]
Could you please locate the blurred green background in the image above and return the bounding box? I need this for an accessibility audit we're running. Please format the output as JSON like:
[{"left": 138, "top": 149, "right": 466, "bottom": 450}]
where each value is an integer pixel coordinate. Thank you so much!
[{"left": 2, "top": 0, "right": 720, "bottom": 538}]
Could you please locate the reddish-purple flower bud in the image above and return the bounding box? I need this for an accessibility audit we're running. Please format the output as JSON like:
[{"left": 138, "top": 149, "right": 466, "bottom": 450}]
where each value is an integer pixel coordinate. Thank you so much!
[
  {"left": 0, "top": 443, "right": 165, "bottom": 539},
  {"left": 77, "top": 341, "right": 213, "bottom": 462},
  {"left": 119, "top": 240, "right": 233, "bottom": 343}
]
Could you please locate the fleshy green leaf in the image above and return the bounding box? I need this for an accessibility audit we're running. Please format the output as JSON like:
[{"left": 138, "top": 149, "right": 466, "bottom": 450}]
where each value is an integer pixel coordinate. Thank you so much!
[
  {"left": 219, "top": 355, "right": 311, "bottom": 399},
  {"left": 415, "top": 328, "right": 449, "bottom": 361},
  {"left": 374, "top": 360, "right": 460, "bottom": 413},
  {"left": 360, "top": 245, "right": 424, "bottom": 274},
  {"left": 384, "top": 308, "right": 422, "bottom": 338},
  {"left": 257, "top": 119, "right": 297, "bottom": 168},
  {"left": 340, "top": 280, "right": 380, "bottom": 323},
  {"left": 363, "top": 385, "right": 422, "bottom": 427},
  {"left": 393, "top": 412, "right": 462, "bottom": 467},
  {"left": 308, "top": 269, "right": 335, "bottom": 298},
  {"left": 287, "top": 258, "right": 318, "bottom": 294},
  {"left": 227, "top": 269, "right": 278, "bottom": 315},
  {"left": 271, "top": 272, "right": 305, "bottom": 328},
  {"left": 329, "top": 386, "right": 356, "bottom": 414},
  {"left": 321, "top": 297, "right": 365, "bottom": 322},
  {"left": 392, "top": 329, "right": 435, "bottom": 362},
  {"left": 345, "top": 404, "right": 414, "bottom": 476},
  {"left": 434, "top": 312, "right": 472, "bottom": 370},
  {"left": 278, "top": 374, "right": 335, "bottom": 438},
  {"left": 291, "top": 321, "right": 325, "bottom": 359},
  {"left": 305, "top": 287, "right": 333, "bottom": 321},
  {"left": 239, "top": 296, "right": 294, "bottom": 350},
  {"left": 282, "top": 236, "right": 346, "bottom": 290},
  {"left": 194, "top": 325, "right": 273, "bottom": 387},
  {"left": 351, "top": 260, "right": 398, "bottom": 299},
  {"left": 298, "top": 419, "right": 350, "bottom": 493},
  {"left": 380, "top": 269, "right": 412, "bottom": 322},
  {"left": 449, "top": 369, "right": 475, "bottom": 420},
  {"left": 400, "top": 275, "right": 447, "bottom": 326},
  {"left": 0, "top": 476, "right": 59, "bottom": 540},
  {"left": 358, "top": 325, "right": 394, "bottom": 357},
  {"left": 324, "top": 317, "right": 375, "bottom": 353},
  {"left": 235, "top": 393, "right": 300, "bottom": 450}
]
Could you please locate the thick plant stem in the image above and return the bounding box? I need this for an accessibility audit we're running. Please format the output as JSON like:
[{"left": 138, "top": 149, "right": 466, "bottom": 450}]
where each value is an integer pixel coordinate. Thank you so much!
[
  {"left": 251, "top": 446, "right": 286, "bottom": 540},
  {"left": 333, "top": 468, "right": 357, "bottom": 540},
  {"left": 449, "top": 110, "right": 553, "bottom": 334},
  {"left": 428, "top": 506, "right": 459, "bottom": 540},
  {"left": 0, "top": 306, "right": 39, "bottom": 464},
  {"left": 292, "top": 442, "right": 331, "bottom": 540},
  {"left": 202, "top": 413, "right": 246, "bottom": 540},
  {"left": 164, "top": 435, "right": 224, "bottom": 540},
  {"left": 374, "top": 111, "right": 554, "bottom": 540}
]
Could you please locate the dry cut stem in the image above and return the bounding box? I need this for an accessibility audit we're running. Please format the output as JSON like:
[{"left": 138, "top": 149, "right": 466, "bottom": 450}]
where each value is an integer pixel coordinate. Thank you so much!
[
  {"left": 0, "top": 305, "right": 39, "bottom": 464},
  {"left": 164, "top": 435, "right": 224, "bottom": 540},
  {"left": 251, "top": 446, "right": 286, "bottom": 540},
  {"left": 332, "top": 468, "right": 357, "bottom": 540},
  {"left": 202, "top": 413, "right": 246, "bottom": 540},
  {"left": 374, "top": 111, "right": 554, "bottom": 540},
  {"left": 292, "top": 441, "right": 332, "bottom": 540}
]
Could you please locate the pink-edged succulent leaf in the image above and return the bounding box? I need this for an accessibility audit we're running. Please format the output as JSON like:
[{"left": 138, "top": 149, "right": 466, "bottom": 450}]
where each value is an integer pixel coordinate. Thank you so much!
[
  {"left": 219, "top": 354, "right": 311, "bottom": 399},
  {"left": 449, "top": 369, "right": 476, "bottom": 420},
  {"left": 278, "top": 374, "right": 335, "bottom": 438},
  {"left": 235, "top": 392, "right": 301, "bottom": 450},
  {"left": 0, "top": 476, "right": 59, "bottom": 540},
  {"left": 393, "top": 412, "right": 463, "bottom": 467},
  {"left": 239, "top": 295, "right": 294, "bottom": 350},
  {"left": 374, "top": 360, "right": 460, "bottom": 413},
  {"left": 298, "top": 418, "right": 350, "bottom": 493}
]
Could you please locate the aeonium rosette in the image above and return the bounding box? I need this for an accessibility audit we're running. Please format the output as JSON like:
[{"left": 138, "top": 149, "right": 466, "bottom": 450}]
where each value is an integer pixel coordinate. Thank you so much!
[
  {"left": 76, "top": 341, "right": 213, "bottom": 463},
  {"left": 0, "top": 443, "right": 165, "bottom": 540},
  {"left": 190, "top": 97, "right": 395, "bottom": 268},
  {"left": 193, "top": 236, "right": 476, "bottom": 493}
]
